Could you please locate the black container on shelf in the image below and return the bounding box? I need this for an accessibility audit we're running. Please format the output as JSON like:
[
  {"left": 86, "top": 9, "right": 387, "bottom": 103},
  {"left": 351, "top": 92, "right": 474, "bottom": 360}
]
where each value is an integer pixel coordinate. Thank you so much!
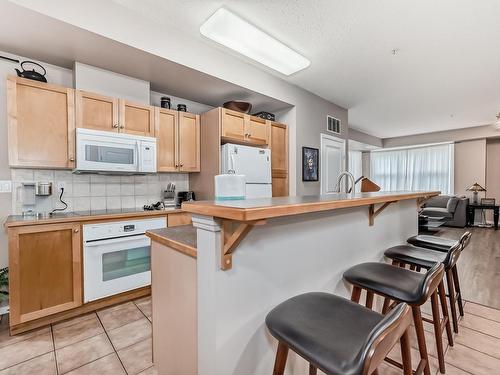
[
  {"left": 177, "top": 104, "right": 187, "bottom": 112},
  {"left": 160, "top": 97, "right": 171, "bottom": 109},
  {"left": 253, "top": 111, "right": 276, "bottom": 121}
]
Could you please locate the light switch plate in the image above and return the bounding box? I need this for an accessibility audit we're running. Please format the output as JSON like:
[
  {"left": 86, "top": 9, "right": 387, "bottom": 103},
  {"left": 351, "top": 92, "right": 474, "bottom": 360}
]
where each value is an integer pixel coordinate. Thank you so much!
[{"left": 0, "top": 181, "right": 12, "bottom": 193}]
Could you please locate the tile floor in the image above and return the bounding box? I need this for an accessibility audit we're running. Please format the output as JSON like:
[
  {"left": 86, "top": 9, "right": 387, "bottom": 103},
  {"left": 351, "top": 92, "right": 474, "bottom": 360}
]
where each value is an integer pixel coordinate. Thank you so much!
[
  {"left": 0, "top": 296, "right": 154, "bottom": 375},
  {"left": 1, "top": 296, "right": 500, "bottom": 374}
]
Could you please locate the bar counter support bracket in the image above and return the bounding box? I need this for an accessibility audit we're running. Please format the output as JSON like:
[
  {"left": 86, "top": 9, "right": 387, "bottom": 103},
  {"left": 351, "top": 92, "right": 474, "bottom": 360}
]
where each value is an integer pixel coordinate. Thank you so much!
[
  {"left": 220, "top": 219, "right": 267, "bottom": 270},
  {"left": 369, "top": 201, "right": 397, "bottom": 226}
]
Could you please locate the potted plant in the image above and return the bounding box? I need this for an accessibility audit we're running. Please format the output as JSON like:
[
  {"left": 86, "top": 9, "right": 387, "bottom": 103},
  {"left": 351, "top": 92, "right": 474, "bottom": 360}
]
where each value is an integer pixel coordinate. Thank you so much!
[{"left": 0, "top": 267, "right": 8, "bottom": 317}]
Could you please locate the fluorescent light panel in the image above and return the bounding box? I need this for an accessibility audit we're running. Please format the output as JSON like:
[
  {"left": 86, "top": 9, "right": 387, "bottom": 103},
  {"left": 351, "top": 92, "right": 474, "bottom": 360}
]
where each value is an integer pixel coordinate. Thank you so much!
[{"left": 200, "top": 8, "right": 310, "bottom": 76}]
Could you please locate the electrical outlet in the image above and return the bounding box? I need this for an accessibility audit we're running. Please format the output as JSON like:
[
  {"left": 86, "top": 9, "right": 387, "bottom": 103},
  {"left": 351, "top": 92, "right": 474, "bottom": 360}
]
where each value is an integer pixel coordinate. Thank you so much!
[
  {"left": 0, "top": 181, "right": 12, "bottom": 193},
  {"left": 56, "top": 181, "right": 66, "bottom": 192}
]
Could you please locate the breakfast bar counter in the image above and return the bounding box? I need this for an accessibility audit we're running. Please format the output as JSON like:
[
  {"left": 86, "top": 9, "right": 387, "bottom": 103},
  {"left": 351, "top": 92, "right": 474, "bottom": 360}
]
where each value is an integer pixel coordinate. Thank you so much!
[{"left": 148, "top": 191, "right": 438, "bottom": 375}]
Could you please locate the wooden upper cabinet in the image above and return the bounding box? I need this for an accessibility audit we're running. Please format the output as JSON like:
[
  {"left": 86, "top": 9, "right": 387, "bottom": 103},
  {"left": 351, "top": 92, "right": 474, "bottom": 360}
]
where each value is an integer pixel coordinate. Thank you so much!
[
  {"left": 155, "top": 109, "right": 200, "bottom": 172},
  {"left": 221, "top": 108, "right": 270, "bottom": 146},
  {"left": 76, "top": 90, "right": 119, "bottom": 132},
  {"left": 246, "top": 116, "right": 269, "bottom": 145},
  {"left": 156, "top": 108, "right": 178, "bottom": 172},
  {"left": 271, "top": 122, "right": 289, "bottom": 197},
  {"left": 120, "top": 100, "right": 155, "bottom": 136},
  {"left": 8, "top": 223, "right": 82, "bottom": 325},
  {"left": 7, "top": 76, "right": 76, "bottom": 169},
  {"left": 178, "top": 112, "right": 200, "bottom": 172},
  {"left": 221, "top": 109, "right": 246, "bottom": 141}
]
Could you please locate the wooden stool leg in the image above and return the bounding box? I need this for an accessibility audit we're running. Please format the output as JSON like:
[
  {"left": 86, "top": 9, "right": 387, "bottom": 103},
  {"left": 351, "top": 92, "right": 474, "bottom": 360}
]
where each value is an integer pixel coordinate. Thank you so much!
[
  {"left": 309, "top": 363, "right": 317, "bottom": 375},
  {"left": 438, "top": 280, "right": 454, "bottom": 346},
  {"left": 366, "top": 291, "right": 374, "bottom": 309},
  {"left": 452, "top": 265, "right": 465, "bottom": 316},
  {"left": 351, "top": 286, "right": 362, "bottom": 303},
  {"left": 273, "top": 342, "right": 288, "bottom": 375},
  {"left": 431, "top": 292, "right": 446, "bottom": 374},
  {"left": 412, "top": 306, "right": 431, "bottom": 375},
  {"left": 445, "top": 269, "right": 459, "bottom": 333},
  {"left": 400, "top": 329, "right": 413, "bottom": 375},
  {"left": 382, "top": 298, "right": 391, "bottom": 315}
]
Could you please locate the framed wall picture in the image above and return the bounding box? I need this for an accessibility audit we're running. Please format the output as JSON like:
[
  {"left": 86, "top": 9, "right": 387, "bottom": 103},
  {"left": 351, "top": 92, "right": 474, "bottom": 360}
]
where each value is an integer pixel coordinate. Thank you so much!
[{"left": 302, "top": 147, "right": 319, "bottom": 181}]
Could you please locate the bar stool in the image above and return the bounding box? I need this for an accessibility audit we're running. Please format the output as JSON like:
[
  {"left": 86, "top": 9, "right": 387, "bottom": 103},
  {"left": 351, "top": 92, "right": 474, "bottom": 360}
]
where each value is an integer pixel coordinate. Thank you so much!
[
  {"left": 343, "top": 262, "right": 450, "bottom": 375},
  {"left": 266, "top": 292, "right": 416, "bottom": 375},
  {"left": 385, "top": 233, "right": 468, "bottom": 334},
  {"left": 407, "top": 231, "right": 472, "bottom": 319}
]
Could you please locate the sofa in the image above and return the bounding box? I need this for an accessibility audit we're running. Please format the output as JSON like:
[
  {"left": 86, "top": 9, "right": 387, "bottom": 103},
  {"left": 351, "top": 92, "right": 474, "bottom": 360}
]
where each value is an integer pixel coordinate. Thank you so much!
[{"left": 421, "top": 195, "right": 469, "bottom": 227}]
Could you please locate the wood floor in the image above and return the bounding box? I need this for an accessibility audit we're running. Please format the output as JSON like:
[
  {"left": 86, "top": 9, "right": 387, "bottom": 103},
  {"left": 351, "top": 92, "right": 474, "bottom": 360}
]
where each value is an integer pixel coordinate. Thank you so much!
[{"left": 437, "top": 227, "right": 500, "bottom": 309}]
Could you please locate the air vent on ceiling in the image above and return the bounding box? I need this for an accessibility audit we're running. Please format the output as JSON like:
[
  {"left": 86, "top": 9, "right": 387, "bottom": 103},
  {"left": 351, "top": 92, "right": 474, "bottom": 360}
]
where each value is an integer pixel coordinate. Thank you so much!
[{"left": 327, "top": 115, "right": 341, "bottom": 134}]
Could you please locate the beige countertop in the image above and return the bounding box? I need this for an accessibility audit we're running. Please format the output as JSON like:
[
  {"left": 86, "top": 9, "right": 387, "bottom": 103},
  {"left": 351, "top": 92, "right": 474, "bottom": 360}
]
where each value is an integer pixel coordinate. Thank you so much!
[
  {"left": 4, "top": 208, "right": 185, "bottom": 228},
  {"left": 147, "top": 226, "right": 197, "bottom": 258},
  {"left": 182, "top": 191, "right": 439, "bottom": 222}
]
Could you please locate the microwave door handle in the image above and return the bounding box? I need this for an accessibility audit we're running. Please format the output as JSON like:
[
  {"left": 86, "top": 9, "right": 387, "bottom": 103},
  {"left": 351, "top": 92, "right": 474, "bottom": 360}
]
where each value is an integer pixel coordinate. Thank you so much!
[
  {"left": 135, "top": 141, "right": 140, "bottom": 172},
  {"left": 84, "top": 234, "right": 148, "bottom": 247}
]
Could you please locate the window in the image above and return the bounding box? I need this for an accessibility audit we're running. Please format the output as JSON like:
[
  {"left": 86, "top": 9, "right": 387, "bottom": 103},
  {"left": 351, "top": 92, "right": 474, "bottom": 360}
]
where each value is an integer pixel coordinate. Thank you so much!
[
  {"left": 370, "top": 143, "right": 453, "bottom": 194},
  {"left": 348, "top": 150, "right": 363, "bottom": 192}
]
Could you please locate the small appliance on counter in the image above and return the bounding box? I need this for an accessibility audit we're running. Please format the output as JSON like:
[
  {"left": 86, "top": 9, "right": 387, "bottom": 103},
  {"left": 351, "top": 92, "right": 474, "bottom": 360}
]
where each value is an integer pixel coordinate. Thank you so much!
[
  {"left": 176, "top": 191, "right": 195, "bottom": 208},
  {"left": 215, "top": 173, "right": 246, "bottom": 201}
]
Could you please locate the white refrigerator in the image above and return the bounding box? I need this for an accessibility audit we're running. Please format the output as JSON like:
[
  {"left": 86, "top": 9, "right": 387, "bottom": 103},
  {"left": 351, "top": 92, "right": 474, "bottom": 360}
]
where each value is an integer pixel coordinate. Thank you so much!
[{"left": 221, "top": 143, "right": 272, "bottom": 198}]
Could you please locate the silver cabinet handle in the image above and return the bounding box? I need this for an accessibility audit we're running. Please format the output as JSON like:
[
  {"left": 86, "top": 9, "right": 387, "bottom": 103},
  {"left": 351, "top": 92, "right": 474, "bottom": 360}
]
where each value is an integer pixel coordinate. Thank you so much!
[
  {"left": 112, "top": 124, "right": 119, "bottom": 128},
  {"left": 69, "top": 157, "right": 75, "bottom": 162},
  {"left": 74, "top": 228, "right": 79, "bottom": 233},
  {"left": 119, "top": 125, "right": 125, "bottom": 129}
]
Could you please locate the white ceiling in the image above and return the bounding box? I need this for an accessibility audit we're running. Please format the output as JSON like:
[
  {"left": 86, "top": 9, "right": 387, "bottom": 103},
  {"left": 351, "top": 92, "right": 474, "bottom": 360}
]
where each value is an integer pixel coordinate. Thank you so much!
[{"left": 111, "top": 0, "right": 500, "bottom": 138}]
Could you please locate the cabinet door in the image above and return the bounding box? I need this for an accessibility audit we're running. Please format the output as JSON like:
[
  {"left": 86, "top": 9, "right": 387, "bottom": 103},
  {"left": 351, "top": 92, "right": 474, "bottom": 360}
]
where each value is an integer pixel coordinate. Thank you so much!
[
  {"left": 155, "top": 108, "right": 178, "bottom": 172},
  {"left": 271, "top": 123, "right": 289, "bottom": 197},
  {"left": 76, "top": 90, "right": 119, "bottom": 132},
  {"left": 8, "top": 223, "right": 82, "bottom": 325},
  {"left": 7, "top": 76, "right": 76, "bottom": 169},
  {"left": 178, "top": 112, "right": 200, "bottom": 172},
  {"left": 245, "top": 116, "right": 270, "bottom": 145},
  {"left": 221, "top": 109, "right": 246, "bottom": 142},
  {"left": 120, "top": 100, "right": 155, "bottom": 136}
]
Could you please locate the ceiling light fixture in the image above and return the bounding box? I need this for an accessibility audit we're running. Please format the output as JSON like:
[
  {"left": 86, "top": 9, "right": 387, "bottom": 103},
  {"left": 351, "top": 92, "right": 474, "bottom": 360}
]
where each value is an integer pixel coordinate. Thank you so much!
[{"left": 200, "top": 8, "right": 310, "bottom": 76}]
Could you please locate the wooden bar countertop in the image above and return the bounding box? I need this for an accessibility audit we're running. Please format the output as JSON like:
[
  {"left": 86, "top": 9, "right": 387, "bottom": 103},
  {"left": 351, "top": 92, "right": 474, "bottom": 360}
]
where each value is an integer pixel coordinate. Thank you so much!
[
  {"left": 147, "top": 226, "right": 197, "bottom": 258},
  {"left": 182, "top": 191, "right": 439, "bottom": 222}
]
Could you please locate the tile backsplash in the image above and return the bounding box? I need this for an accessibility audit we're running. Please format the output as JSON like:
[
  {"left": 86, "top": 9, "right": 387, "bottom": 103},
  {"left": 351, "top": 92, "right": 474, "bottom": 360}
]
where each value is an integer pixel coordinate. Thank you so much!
[{"left": 11, "top": 169, "right": 189, "bottom": 214}]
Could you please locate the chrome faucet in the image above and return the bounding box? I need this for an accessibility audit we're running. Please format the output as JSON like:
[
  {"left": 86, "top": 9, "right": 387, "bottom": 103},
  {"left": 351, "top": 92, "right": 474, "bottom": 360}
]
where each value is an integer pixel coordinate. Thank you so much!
[{"left": 334, "top": 171, "right": 355, "bottom": 193}]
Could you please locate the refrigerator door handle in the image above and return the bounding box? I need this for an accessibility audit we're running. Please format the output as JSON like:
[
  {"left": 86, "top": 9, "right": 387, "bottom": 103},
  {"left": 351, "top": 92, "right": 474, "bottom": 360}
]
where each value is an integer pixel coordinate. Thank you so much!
[{"left": 228, "top": 153, "right": 236, "bottom": 174}]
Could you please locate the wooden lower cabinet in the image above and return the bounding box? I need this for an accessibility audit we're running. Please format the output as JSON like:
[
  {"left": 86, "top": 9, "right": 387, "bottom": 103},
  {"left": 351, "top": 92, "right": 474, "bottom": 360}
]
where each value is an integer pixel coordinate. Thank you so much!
[{"left": 8, "top": 223, "right": 82, "bottom": 325}]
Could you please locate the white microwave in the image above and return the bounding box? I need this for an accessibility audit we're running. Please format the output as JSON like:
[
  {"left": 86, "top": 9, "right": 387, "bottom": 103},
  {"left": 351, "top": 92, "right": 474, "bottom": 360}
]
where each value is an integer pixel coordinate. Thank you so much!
[{"left": 75, "top": 128, "right": 157, "bottom": 174}]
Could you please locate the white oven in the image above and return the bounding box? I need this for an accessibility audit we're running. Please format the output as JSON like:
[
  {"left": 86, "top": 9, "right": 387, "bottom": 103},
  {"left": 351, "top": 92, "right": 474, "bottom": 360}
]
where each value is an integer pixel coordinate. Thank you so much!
[
  {"left": 83, "top": 218, "right": 165, "bottom": 302},
  {"left": 75, "top": 128, "right": 156, "bottom": 174}
]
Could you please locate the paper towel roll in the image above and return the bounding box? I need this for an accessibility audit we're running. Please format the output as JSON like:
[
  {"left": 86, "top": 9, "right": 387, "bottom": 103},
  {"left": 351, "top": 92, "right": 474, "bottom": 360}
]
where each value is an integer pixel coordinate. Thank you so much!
[{"left": 215, "top": 174, "right": 246, "bottom": 200}]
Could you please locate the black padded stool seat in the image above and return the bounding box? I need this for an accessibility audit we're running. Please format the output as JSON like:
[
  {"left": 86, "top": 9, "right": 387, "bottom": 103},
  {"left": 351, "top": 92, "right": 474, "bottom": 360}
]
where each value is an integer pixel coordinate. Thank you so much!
[
  {"left": 407, "top": 235, "right": 459, "bottom": 252},
  {"left": 385, "top": 245, "right": 448, "bottom": 269},
  {"left": 343, "top": 262, "right": 435, "bottom": 305},
  {"left": 266, "top": 292, "right": 410, "bottom": 375}
]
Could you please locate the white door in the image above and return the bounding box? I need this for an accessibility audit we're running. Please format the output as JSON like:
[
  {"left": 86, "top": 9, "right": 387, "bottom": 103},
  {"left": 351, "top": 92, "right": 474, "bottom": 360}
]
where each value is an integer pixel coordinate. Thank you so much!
[{"left": 320, "top": 134, "right": 346, "bottom": 194}]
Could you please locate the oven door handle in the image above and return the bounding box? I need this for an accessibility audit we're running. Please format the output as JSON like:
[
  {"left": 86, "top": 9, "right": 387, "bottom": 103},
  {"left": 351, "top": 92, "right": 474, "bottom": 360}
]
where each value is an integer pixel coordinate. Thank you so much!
[{"left": 84, "top": 234, "right": 148, "bottom": 247}]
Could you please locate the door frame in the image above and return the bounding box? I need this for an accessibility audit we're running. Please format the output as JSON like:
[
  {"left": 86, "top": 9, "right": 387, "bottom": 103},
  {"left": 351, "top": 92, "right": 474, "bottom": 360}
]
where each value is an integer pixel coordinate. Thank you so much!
[{"left": 320, "top": 133, "right": 346, "bottom": 195}]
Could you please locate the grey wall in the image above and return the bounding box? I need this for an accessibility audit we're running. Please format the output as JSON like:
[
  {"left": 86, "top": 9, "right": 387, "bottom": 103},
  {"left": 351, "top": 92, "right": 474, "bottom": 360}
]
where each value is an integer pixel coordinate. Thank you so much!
[
  {"left": 349, "top": 128, "right": 383, "bottom": 148},
  {"left": 383, "top": 124, "right": 500, "bottom": 148}
]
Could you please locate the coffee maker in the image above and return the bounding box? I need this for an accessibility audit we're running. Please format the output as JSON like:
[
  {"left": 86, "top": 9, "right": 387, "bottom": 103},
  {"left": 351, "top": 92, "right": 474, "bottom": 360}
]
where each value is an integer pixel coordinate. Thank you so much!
[{"left": 176, "top": 191, "right": 195, "bottom": 208}]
